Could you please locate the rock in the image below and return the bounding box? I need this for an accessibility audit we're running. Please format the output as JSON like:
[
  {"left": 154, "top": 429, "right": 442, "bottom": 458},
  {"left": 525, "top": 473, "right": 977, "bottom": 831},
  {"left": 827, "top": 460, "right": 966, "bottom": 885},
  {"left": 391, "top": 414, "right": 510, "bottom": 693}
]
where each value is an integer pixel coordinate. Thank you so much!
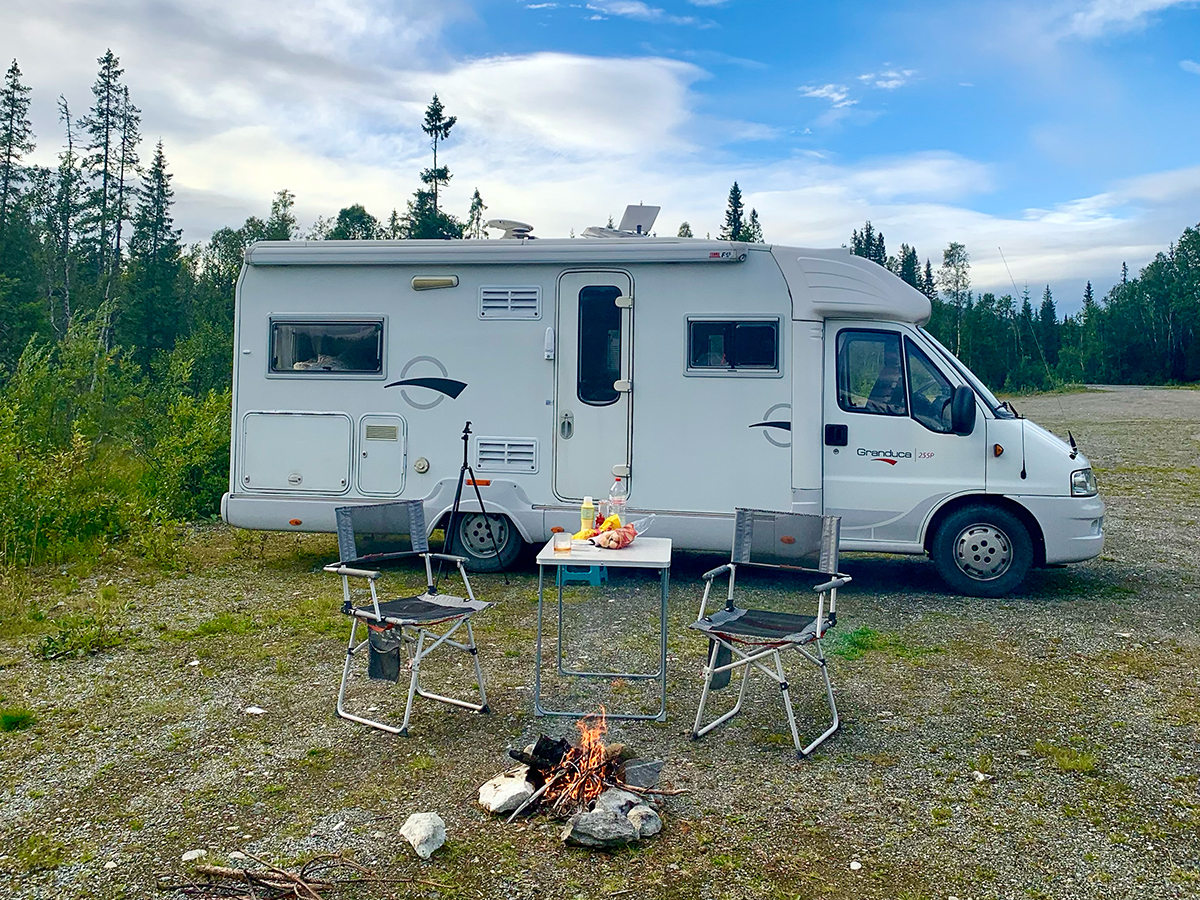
[
  {"left": 592, "top": 788, "right": 642, "bottom": 817},
  {"left": 181, "top": 849, "right": 208, "bottom": 863},
  {"left": 243, "top": 706, "right": 266, "bottom": 716},
  {"left": 971, "top": 770, "right": 995, "bottom": 783},
  {"left": 400, "top": 812, "right": 446, "bottom": 860},
  {"left": 850, "top": 860, "right": 862, "bottom": 871},
  {"left": 478, "top": 768, "right": 535, "bottom": 814},
  {"left": 104, "top": 861, "right": 117, "bottom": 870},
  {"left": 628, "top": 804, "right": 661, "bottom": 838},
  {"left": 1015, "top": 749, "right": 1032, "bottom": 758},
  {"left": 228, "top": 852, "right": 246, "bottom": 860},
  {"left": 561, "top": 808, "right": 638, "bottom": 849},
  {"left": 619, "top": 759, "right": 663, "bottom": 789}
]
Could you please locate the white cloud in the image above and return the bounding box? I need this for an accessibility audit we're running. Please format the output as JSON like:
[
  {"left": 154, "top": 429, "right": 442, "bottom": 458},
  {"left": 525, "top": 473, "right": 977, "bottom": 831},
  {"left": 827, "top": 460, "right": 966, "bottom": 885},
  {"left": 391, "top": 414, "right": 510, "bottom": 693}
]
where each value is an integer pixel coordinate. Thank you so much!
[
  {"left": 799, "top": 83, "right": 856, "bottom": 108},
  {"left": 685, "top": 0, "right": 730, "bottom": 5},
  {"left": 857, "top": 68, "right": 916, "bottom": 90},
  {"left": 1066, "top": 0, "right": 1193, "bottom": 37},
  {"left": 584, "top": 0, "right": 699, "bottom": 24},
  {"left": 1181, "top": 59, "right": 1200, "bottom": 74}
]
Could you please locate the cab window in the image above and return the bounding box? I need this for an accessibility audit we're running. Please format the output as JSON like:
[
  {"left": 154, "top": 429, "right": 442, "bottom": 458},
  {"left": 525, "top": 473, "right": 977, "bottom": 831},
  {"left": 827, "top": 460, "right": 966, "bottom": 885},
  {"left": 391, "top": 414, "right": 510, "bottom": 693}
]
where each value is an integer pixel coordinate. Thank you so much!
[
  {"left": 905, "top": 338, "right": 954, "bottom": 433},
  {"left": 837, "top": 330, "right": 907, "bottom": 416}
]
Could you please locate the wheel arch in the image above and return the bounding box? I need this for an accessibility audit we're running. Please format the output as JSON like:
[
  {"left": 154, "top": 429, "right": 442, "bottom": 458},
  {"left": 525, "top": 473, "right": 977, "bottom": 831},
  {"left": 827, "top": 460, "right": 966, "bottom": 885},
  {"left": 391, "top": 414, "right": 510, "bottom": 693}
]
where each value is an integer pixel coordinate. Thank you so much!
[
  {"left": 430, "top": 501, "right": 534, "bottom": 544},
  {"left": 923, "top": 495, "right": 1046, "bottom": 568}
]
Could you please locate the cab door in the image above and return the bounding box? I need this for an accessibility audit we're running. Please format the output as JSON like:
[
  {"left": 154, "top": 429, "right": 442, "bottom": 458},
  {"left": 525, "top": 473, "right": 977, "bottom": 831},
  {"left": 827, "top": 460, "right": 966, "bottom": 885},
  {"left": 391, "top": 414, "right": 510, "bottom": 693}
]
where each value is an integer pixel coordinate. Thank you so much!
[
  {"left": 553, "top": 271, "right": 632, "bottom": 501},
  {"left": 822, "top": 323, "right": 985, "bottom": 545}
]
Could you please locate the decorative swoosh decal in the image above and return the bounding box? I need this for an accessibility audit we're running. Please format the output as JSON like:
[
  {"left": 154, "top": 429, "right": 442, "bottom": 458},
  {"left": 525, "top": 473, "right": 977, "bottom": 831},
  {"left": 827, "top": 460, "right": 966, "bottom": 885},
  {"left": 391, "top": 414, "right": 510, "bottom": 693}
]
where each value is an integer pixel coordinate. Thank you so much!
[
  {"left": 384, "top": 377, "right": 468, "bottom": 399},
  {"left": 748, "top": 420, "right": 792, "bottom": 431},
  {"left": 872, "top": 458, "right": 898, "bottom": 465}
]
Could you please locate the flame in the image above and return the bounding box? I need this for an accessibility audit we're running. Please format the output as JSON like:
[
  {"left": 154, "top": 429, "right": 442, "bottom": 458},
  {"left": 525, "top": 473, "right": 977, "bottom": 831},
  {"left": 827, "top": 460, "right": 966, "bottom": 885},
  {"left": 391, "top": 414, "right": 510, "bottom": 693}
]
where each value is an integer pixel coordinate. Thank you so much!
[{"left": 543, "top": 706, "right": 613, "bottom": 815}]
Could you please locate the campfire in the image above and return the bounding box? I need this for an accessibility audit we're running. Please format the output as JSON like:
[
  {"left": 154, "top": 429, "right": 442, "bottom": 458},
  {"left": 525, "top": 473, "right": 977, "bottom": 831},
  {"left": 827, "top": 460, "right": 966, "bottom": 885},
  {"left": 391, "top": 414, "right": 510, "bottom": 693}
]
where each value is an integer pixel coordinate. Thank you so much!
[{"left": 478, "top": 708, "right": 678, "bottom": 848}]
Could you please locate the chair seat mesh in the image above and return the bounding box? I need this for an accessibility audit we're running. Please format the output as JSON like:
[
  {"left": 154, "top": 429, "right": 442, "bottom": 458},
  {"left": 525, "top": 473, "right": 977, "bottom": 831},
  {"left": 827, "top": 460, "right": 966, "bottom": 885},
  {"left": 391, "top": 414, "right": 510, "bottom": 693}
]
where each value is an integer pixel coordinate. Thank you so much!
[
  {"left": 349, "top": 594, "right": 488, "bottom": 625},
  {"left": 689, "top": 607, "right": 826, "bottom": 645}
]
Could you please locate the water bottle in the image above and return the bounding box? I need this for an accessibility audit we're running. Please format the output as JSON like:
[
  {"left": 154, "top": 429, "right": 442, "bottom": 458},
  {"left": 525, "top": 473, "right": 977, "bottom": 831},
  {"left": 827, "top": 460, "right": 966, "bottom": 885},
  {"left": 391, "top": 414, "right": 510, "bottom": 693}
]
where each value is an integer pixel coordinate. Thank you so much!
[{"left": 608, "top": 475, "right": 628, "bottom": 521}]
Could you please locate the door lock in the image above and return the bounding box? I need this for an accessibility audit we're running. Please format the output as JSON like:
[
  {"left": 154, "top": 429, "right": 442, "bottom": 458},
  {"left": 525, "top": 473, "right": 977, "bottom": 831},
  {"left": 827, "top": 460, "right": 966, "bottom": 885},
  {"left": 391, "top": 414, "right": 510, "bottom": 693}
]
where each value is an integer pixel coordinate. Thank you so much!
[
  {"left": 559, "top": 410, "right": 574, "bottom": 440},
  {"left": 824, "top": 424, "right": 848, "bottom": 446}
]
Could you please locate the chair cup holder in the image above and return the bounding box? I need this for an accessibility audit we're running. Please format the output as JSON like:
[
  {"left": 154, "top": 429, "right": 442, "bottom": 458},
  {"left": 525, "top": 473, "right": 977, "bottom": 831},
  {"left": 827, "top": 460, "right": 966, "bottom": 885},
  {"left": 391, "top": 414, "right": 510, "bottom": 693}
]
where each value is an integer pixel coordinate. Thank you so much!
[
  {"left": 708, "top": 640, "right": 733, "bottom": 690},
  {"left": 367, "top": 625, "right": 403, "bottom": 682}
]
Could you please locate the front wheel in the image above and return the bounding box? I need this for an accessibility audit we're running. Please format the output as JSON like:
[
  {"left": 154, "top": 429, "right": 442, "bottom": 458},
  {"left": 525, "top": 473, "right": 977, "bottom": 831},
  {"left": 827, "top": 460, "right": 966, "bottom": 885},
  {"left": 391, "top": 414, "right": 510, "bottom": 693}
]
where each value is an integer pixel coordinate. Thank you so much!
[
  {"left": 930, "top": 504, "right": 1033, "bottom": 597},
  {"left": 448, "top": 513, "right": 523, "bottom": 572}
]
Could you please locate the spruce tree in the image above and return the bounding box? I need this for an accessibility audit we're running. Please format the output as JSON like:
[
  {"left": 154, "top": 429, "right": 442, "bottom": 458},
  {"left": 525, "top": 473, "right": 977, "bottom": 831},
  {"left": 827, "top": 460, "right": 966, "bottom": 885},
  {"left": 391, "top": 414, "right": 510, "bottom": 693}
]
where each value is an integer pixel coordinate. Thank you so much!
[
  {"left": 383, "top": 209, "right": 404, "bottom": 239},
  {"left": 677, "top": 221, "right": 693, "bottom": 238},
  {"left": 897, "top": 243, "right": 920, "bottom": 289},
  {"left": 1038, "top": 285, "right": 1059, "bottom": 367},
  {"left": 720, "top": 182, "right": 745, "bottom": 241},
  {"left": 81, "top": 50, "right": 127, "bottom": 278},
  {"left": 263, "top": 189, "right": 298, "bottom": 240},
  {"left": 0, "top": 59, "right": 35, "bottom": 242},
  {"left": 420, "top": 95, "right": 456, "bottom": 213},
  {"left": 465, "top": 188, "right": 487, "bottom": 239},
  {"left": 122, "top": 140, "right": 182, "bottom": 368},
  {"left": 744, "top": 208, "right": 764, "bottom": 243},
  {"left": 110, "top": 85, "right": 141, "bottom": 268},
  {"left": 922, "top": 259, "right": 938, "bottom": 301}
]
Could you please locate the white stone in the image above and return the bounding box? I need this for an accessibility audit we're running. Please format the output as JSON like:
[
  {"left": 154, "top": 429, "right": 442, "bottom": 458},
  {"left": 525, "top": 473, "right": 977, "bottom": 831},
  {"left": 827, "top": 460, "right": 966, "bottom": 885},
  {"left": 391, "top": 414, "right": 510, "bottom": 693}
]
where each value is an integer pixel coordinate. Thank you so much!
[
  {"left": 228, "top": 852, "right": 246, "bottom": 860},
  {"left": 971, "top": 770, "right": 995, "bottom": 783},
  {"left": 371, "top": 831, "right": 386, "bottom": 839},
  {"left": 181, "top": 849, "right": 208, "bottom": 863},
  {"left": 478, "top": 768, "right": 535, "bottom": 814},
  {"left": 850, "top": 860, "right": 862, "bottom": 871},
  {"left": 400, "top": 812, "right": 446, "bottom": 860},
  {"left": 104, "top": 861, "right": 117, "bottom": 870},
  {"left": 244, "top": 706, "right": 266, "bottom": 716},
  {"left": 628, "top": 804, "right": 662, "bottom": 838},
  {"left": 332, "top": 820, "right": 345, "bottom": 832}
]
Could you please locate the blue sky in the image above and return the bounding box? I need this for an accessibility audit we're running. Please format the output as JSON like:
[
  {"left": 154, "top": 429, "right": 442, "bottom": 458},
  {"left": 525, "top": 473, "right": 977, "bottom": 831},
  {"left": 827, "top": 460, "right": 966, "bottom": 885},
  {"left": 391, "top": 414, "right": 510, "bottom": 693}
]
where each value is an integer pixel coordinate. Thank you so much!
[{"left": 5, "top": 0, "right": 1200, "bottom": 311}]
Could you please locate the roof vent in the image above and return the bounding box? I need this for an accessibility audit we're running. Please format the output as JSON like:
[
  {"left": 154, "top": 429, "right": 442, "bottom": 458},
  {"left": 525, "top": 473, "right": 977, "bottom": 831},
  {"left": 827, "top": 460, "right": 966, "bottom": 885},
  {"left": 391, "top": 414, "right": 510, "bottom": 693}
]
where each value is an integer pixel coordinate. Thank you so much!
[
  {"left": 582, "top": 204, "right": 660, "bottom": 238},
  {"left": 485, "top": 218, "right": 536, "bottom": 239}
]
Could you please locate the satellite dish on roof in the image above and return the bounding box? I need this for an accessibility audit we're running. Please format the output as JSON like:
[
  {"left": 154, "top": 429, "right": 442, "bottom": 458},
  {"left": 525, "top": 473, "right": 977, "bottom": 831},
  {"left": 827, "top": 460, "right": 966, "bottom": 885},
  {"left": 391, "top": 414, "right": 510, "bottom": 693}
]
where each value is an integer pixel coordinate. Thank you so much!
[
  {"left": 618, "top": 204, "right": 660, "bottom": 235},
  {"left": 485, "top": 218, "right": 535, "bottom": 239}
]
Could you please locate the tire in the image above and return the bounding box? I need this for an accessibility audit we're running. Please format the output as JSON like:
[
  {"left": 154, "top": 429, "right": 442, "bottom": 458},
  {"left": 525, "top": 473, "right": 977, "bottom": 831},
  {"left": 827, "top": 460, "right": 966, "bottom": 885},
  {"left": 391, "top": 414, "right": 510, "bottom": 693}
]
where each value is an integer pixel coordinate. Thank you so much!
[
  {"left": 448, "top": 512, "right": 523, "bottom": 572},
  {"left": 930, "top": 504, "right": 1033, "bottom": 598}
]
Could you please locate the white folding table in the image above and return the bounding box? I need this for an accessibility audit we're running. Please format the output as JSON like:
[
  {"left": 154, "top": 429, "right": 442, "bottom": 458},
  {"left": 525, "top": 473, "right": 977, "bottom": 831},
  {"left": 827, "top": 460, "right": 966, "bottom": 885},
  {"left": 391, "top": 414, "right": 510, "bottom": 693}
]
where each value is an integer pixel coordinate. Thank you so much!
[{"left": 534, "top": 536, "right": 671, "bottom": 722}]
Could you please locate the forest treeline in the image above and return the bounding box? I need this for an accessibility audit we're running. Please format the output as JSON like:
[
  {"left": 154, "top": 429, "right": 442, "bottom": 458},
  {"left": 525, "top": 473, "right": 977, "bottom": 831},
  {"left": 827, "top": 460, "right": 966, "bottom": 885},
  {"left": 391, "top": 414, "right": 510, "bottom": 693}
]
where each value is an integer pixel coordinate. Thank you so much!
[{"left": 0, "top": 51, "right": 1197, "bottom": 569}]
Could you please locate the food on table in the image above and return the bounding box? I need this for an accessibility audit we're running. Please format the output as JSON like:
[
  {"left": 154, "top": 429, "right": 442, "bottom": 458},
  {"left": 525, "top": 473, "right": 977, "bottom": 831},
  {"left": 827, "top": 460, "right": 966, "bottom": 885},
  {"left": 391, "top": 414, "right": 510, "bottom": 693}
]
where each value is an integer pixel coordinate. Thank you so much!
[{"left": 591, "top": 523, "right": 637, "bottom": 550}]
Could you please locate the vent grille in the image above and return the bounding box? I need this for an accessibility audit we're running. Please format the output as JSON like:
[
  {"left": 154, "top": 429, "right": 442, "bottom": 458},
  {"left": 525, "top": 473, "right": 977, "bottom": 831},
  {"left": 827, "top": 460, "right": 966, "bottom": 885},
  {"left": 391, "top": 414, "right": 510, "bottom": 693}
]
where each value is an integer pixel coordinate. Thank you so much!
[
  {"left": 480, "top": 286, "right": 540, "bottom": 319},
  {"left": 475, "top": 437, "right": 538, "bottom": 473},
  {"left": 364, "top": 424, "right": 399, "bottom": 441}
]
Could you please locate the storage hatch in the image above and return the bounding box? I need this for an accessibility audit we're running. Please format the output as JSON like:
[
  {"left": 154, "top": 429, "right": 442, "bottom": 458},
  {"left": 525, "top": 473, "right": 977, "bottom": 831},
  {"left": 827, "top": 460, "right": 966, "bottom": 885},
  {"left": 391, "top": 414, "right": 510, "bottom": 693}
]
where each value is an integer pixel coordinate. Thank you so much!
[
  {"left": 241, "top": 412, "right": 352, "bottom": 494},
  {"left": 359, "top": 414, "right": 407, "bottom": 496}
]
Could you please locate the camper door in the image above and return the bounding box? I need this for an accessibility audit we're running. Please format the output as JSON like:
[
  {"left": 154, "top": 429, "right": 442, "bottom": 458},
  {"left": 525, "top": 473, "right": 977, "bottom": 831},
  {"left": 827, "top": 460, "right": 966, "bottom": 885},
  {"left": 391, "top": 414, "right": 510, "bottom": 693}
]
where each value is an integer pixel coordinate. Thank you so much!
[{"left": 554, "top": 271, "right": 632, "bottom": 502}]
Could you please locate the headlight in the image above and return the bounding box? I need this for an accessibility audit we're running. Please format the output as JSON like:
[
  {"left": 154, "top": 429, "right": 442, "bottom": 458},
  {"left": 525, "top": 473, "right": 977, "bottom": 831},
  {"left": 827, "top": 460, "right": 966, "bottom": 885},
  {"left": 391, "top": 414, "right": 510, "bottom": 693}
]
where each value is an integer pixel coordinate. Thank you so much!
[{"left": 1071, "top": 468, "right": 1097, "bottom": 496}]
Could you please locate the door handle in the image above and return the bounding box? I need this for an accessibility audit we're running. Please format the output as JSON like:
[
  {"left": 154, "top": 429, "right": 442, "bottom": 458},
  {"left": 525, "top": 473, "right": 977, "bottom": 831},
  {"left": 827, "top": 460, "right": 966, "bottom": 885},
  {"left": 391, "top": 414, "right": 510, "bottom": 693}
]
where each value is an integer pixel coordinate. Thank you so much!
[
  {"left": 824, "top": 424, "right": 848, "bottom": 446},
  {"left": 560, "top": 411, "right": 574, "bottom": 440}
]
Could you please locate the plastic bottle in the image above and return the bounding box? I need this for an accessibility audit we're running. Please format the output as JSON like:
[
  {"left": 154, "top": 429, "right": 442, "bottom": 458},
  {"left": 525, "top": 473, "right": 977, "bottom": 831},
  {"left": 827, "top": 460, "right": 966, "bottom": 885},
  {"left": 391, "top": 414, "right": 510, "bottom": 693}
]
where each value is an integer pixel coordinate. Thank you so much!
[
  {"left": 608, "top": 475, "right": 628, "bottom": 522},
  {"left": 580, "top": 497, "right": 595, "bottom": 534}
]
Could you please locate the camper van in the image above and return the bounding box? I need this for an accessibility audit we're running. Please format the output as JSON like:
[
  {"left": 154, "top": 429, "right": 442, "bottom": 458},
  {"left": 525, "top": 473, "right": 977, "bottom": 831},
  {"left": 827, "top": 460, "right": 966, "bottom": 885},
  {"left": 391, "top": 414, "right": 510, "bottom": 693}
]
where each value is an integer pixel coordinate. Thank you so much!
[{"left": 221, "top": 217, "right": 1104, "bottom": 597}]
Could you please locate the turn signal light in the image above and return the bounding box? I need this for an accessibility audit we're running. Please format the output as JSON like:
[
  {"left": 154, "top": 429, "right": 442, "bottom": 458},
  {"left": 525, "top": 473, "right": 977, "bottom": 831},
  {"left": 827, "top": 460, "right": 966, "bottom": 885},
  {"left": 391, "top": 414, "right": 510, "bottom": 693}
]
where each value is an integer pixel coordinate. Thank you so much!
[
  {"left": 466, "top": 479, "right": 491, "bottom": 486},
  {"left": 993, "top": 444, "right": 1004, "bottom": 457}
]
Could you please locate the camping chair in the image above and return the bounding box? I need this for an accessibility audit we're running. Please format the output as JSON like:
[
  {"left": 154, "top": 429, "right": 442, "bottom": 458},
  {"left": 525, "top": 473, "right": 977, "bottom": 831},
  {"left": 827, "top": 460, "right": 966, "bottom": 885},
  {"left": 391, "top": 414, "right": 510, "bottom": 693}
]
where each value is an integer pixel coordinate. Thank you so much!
[
  {"left": 689, "top": 509, "right": 850, "bottom": 757},
  {"left": 325, "top": 501, "right": 491, "bottom": 735}
]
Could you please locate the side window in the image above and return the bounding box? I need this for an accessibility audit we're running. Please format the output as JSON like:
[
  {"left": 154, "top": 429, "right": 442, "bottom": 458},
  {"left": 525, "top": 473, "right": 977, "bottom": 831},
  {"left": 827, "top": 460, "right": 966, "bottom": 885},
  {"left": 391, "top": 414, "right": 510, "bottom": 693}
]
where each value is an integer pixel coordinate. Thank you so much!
[
  {"left": 905, "top": 338, "right": 955, "bottom": 433},
  {"left": 837, "top": 330, "right": 907, "bottom": 416},
  {"left": 270, "top": 321, "right": 383, "bottom": 374},
  {"left": 687, "top": 319, "right": 779, "bottom": 371},
  {"left": 578, "top": 286, "right": 622, "bottom": 405}
]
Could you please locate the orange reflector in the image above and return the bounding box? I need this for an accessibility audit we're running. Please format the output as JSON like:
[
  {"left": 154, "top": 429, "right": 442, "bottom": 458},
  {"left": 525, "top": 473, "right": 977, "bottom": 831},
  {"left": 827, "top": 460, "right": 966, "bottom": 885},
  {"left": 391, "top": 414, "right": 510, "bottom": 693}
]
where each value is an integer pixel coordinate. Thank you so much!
[
  {"left": 289, "top": 518, "right": 302, "bottom": 526},
  {"left": 780, "top": 535, "right": 796, "bottom": 544},
  {"left": 550, "top": 526, "right": 566, "bottom": 533},
  {"left": 466, "top": 479, "right": 491, "bottom": 486},
  {"left": 993, "top": 444, "right": 1004, "bottom": 458}
]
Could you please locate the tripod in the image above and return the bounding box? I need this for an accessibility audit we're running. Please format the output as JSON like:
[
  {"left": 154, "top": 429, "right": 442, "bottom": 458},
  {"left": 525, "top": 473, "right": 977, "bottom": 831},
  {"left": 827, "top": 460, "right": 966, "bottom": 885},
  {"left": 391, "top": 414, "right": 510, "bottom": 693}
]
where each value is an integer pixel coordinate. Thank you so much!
[{"left": 438, "top": 422, "right": 508, "bottom": 590}]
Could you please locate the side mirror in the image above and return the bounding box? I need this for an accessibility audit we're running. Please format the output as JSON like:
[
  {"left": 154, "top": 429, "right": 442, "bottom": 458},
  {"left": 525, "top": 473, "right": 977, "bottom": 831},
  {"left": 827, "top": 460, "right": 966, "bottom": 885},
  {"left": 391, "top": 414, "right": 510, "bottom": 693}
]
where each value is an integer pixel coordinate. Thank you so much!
[{"left": 951, "top": 385, "right": 977, "bottom": 436}]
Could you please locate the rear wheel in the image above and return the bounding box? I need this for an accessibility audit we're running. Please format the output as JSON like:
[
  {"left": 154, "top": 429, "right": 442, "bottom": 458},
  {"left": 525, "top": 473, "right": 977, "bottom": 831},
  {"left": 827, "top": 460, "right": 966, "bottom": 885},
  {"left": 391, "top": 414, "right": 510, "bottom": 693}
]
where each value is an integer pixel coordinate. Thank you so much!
[
  {"left": 931, "top": 504, "right": 1032, "bottom": 597},
  {"left": 448, "top": 513, "right": 523, "bottom": 572}
]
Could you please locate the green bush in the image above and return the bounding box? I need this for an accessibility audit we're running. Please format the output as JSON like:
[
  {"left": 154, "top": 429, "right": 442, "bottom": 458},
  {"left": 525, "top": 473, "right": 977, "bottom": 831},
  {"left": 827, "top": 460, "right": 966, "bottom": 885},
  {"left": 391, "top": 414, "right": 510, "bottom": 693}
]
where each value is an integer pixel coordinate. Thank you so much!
[
  {"left": 32, "top": 586, "right": 129, "bottom": 660},
  {"left": 143, "top": 388, "right": 231, "bottom": 520}
]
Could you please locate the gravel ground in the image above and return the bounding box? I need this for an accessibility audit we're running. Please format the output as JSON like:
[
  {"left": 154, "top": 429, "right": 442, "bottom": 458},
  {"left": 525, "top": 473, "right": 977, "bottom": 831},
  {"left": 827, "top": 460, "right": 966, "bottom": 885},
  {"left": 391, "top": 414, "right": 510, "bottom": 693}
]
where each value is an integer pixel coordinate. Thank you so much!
[{"left": 1, "top": 386, "right": 1197, "bottom": 900}]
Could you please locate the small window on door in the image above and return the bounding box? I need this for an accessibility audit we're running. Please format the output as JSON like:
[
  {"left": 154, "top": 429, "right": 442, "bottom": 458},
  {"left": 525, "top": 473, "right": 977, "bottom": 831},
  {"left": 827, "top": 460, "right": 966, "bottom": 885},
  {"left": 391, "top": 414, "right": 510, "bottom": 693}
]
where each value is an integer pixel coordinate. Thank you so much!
[
  {"left": 270, "top": 320, "right": 383, "bottom": 374},
  {"left": 905, "top": 338, "right": 955, "bottom": 433},
  {"left": 577, "top": 285, "right": 622, "bottom": 406},
  {"left": 687, "top": 319, "right": 779, "bottom": 372},
  {"left": 837, "top": 330, "right": 908, "bottom": 416}
]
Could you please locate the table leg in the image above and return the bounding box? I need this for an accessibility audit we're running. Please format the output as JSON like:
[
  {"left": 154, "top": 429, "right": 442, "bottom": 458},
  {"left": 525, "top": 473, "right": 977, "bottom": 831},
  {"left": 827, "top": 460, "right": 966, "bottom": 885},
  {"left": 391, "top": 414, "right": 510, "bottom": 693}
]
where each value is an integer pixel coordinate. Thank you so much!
[
  {"left": 657, "top": 566, "right": 669, "bottom": 722},
  {"left": 534, "top": 564, "right": 545, "bottom": 716}
]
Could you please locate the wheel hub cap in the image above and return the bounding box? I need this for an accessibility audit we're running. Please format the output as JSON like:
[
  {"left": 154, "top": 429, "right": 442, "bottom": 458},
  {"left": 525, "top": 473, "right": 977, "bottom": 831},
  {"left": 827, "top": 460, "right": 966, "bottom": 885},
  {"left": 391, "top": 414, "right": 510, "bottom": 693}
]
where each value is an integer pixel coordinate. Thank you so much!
[
  {"left": 953, "top": 524, "right": 1012, "bottom": 581},
  {"left": 458, "top": 514, "right": 508, "bottom": 557}
]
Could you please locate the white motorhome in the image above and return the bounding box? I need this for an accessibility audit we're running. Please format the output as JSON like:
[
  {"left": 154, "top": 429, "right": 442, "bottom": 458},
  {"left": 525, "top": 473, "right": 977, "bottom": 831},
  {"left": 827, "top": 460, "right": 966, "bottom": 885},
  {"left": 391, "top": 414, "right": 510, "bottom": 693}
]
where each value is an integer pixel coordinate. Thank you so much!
[{"left": 222, "top": 224, "right": 1104, "bottom": 597}]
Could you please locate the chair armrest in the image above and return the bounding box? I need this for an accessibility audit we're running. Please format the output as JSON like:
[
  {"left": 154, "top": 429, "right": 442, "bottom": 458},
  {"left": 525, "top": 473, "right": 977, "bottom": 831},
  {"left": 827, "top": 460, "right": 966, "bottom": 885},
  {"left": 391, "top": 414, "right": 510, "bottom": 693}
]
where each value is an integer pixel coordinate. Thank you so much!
[
  {"left": 702, "top": 564, "right": 732, "bottom": 581},
  {"left": 328, "top": 565, "right": 381, "bottom": 580},
  {"left": 426, "top": 552, "right": 469, "bottom": 564},
  {"left": 813, "top": 575, "right": 851, "bottom": 592}
]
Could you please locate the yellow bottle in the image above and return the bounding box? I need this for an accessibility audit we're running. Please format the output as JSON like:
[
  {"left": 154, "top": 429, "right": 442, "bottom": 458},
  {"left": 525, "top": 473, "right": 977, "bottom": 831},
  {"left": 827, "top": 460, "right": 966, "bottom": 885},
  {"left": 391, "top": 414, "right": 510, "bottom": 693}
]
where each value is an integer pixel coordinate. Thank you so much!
[{"left": 580, "top": 497, "right": 595, "bottom": 534}]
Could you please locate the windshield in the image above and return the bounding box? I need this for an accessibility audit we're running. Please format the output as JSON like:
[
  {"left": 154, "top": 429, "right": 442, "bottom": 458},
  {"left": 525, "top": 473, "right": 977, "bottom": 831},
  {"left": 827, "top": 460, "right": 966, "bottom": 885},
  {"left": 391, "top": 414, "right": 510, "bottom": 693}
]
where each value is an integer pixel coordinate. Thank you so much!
[{"left": 918, "top": 328, "right": 1013, "bottom": 417}]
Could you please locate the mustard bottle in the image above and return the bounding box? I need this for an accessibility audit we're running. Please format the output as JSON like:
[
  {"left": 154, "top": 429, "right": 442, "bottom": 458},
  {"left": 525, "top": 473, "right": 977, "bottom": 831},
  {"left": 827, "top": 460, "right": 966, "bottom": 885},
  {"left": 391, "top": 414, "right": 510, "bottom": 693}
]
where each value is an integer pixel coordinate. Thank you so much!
[{"left": 580, "top": 497, "right": 595, "bottom": 534}]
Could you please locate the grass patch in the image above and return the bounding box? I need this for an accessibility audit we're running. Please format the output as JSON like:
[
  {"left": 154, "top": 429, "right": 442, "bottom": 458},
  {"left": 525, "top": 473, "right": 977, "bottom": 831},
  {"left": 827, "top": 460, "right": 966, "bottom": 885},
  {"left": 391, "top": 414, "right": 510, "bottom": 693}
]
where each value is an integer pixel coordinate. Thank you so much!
[
  {"left": 1034, "top": 740, "right": 1098, "bottom": 773},
  {"left": 32, "top": 585, "right": 129, "bottom": 660},
  {"left": 14, "top": 832, "right": 67, "bottom": 872},
  {"left": 1, "top": 706, "right": 36, "bottom": 731},
  {"left": 830, "top": 626, "right": 941, "bottom": 661}
]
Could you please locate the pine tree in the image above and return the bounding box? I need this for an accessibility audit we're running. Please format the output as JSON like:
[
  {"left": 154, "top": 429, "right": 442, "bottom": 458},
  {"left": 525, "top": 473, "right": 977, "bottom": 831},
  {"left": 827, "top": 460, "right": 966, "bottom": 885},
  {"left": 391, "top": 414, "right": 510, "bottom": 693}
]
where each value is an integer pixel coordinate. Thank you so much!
[
  {"left": 922, "top": 259, "right": 937, "bottom": 301},
  {"left": 896, "top": 243, "right": 920, "bottom": 289},
  {"left": 465, "top": 188, "right": 487, "bottom": 239},
  {"left": 49, "top": 95, "right": 84, "bottom": 334},
  {"left": 110, "top": 85, "right": 141, "bottom": 268},
  {"left": 383, "top": 209, "right": 404, "bottom": 239},
  {"left": 850, "top": 221, "right": 887, "bottom": 267},
  {"left": 81, "top": 50, "right": 127, "bottom": 278},
  {"left": 677, "top": 221, "right": 693, "bottom": 238},
  {"left": 0, "top": 59, "right": 35, "bottom": 242},
  {"left": 419, "top": 95, "right": 456, "bottom": 213},
  {"left": 122, "top": 140, "right": 182, "bottom": 368},
  {"left": 1038, "top": 285, "right": 1059, "bottom": 367},
  {"left": 720, "top": 182, "right": 745, "bottom": 241},
  {"left": 744, "top": 208, "right": 764, "bottom": 243}
]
